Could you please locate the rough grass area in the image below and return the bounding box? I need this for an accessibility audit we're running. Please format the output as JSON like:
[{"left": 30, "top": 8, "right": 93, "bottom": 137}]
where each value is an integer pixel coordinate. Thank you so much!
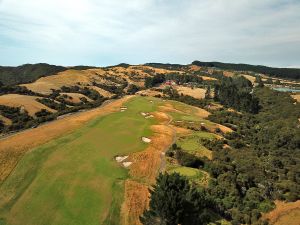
[
  {"left": 0, "top": 96, "right": 159, "bottom": 225},
  {"left": 177, "top": 132, "right": 217, "bottom": 159},
  {"left": 0, "top": 94, "right": 56, "bottom": 116}
]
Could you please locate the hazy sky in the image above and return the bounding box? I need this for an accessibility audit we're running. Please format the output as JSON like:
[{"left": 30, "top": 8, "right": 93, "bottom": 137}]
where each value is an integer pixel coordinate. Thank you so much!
[{"left": 0, "top": 0, "right": 300, "bottom": 67}]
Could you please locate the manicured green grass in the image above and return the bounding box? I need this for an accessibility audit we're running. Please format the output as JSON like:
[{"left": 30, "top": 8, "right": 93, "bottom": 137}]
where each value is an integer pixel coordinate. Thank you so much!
[
  {"left": 176, "top": 131, "right": 216, "bottom": 159},
  {"left": 168, "top": 166, "right": 200, "bottom": 177},
  {"left": 0, "top": 96, "right": 161, "bottom": 225}
]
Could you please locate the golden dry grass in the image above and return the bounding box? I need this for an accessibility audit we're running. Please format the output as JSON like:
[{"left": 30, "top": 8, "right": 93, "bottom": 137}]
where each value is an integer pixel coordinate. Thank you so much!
[
  {"left": 223, "top": 71, "right": 235, "bottom": 77},
  {"left": 188, "top": 65, "right": 202, "bottom": 71},
  {"left": 137, "top": 89, "right": 162, "bottom": 97},
  {"left": 0, "top": 94, "right": 56, "bottom": 116},
  {"left": 291, "top": 94, "right": 300, "bottom": 102},
  {"left": 60, "top": 93, "right": 92, "bottom": 103},
  {"left": 123, "top": 111, "right": 175, "bottom": 225},
  {"left": 122, "top": 180, "right": 150, "bottom": 225},
  {"left": 22, "top": 69, "right": 97, "bottom": 94},
  {"left": 176, "top": 86, "right": 206, "bottom": 99},
  {"left": 0, "top": 96, "right": 132, "bottom": 183},
  {"left": 201, "top": 76, "right": 217, "bottom": 81},
  {"left": 89, "top": 86, "right": 114, "bottom": 98},
  {"left": 263, "top": 200, "right": 300, "bottom": 225},
  {"left": 242, "top": 74, "right": 256, "bottom": 84},
  {"left": 22, "top": 66, "right": 182, "bottom": 95}
]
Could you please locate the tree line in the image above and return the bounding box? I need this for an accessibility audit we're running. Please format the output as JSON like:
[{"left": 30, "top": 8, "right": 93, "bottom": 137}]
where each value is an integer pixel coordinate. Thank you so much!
[{"left": 192, "top": 61, "right": 300, "bottom": 80}]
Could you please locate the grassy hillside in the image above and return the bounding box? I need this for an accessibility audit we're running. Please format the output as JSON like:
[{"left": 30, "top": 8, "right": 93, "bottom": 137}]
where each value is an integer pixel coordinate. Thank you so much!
[{"left": 0, "top": 64, "right": 68, "bottom": 85}]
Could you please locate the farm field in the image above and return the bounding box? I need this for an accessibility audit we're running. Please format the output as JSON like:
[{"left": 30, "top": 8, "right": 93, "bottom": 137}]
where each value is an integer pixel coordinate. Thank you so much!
[{"left": 0, "top": 96, "right": 161, "bottom": 225}]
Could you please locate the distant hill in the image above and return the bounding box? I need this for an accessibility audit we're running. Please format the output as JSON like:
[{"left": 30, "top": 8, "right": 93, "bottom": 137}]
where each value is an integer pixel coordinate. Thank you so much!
[
  {"left": 144, "top": 63, "right": 186, "bottom": 70},
  {"left": 0, "top": 63, "right": 67, "bottom": 85},
  {"left": 192, "top": 61, "right": 300, "bottom": 80}
]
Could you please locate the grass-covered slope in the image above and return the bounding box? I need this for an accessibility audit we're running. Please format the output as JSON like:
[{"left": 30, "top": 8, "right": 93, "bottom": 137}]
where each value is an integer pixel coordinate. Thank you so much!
[
  {"left": 0, "top": 96, "right": 157, "bottom": 225},
  {"left": 0, "top": 64, "right": 68, "bottom": 85},
  {"left": 192, "top": 60, "right": 300, "bottom": 79}
]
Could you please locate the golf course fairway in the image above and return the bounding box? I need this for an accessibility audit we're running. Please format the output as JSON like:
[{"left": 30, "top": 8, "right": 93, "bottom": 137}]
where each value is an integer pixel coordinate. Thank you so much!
[{"left": 0, "top": 96, "right": 160, "bottom": 225}]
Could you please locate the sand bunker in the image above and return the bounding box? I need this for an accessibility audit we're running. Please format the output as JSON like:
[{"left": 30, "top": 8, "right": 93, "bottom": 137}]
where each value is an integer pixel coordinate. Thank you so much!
[
  {"left": 142, "top": 137, "right": 151, "bottom": 143},
  {"left": 115, "top": 156, "right": 129, "bottom": 163},
  {"left": 123, "top": 162, "right": 133, "bottom": 167}
]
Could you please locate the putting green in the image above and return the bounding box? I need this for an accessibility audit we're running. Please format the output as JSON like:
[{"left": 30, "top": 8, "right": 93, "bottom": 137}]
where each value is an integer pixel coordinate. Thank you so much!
[
  {"left": 0, "top": 96, "right": 161, "bottom": 225},
  {"left": 168, "top": 166, "right": 200, "bottom": 177}
]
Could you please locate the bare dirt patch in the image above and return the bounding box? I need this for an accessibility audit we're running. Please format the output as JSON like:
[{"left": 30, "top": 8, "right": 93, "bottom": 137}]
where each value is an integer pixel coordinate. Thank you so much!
[
  {"left": 0, "top": 94, "right": 56, "bottom": 116},
  {"left": 263, "top": 200, "right": 300, "bottom": 225},
  {"left": 0, "top": 96, "right": 132, "bottom": 183}
]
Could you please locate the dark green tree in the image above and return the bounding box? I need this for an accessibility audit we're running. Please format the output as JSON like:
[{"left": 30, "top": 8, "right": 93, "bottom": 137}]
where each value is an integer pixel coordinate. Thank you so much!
[{"left": 140, "top": 173, "right": 211, "bottom": 225}]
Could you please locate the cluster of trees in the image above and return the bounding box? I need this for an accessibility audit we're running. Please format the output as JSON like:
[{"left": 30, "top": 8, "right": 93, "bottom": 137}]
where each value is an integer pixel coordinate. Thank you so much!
[
  {"left": 145, "top": 87, "right": 299, "bottom": 224},
  {"left": 0, "top": 105, "right": 34, "bottom": 132},
  {"left": 141, "top": 173, "right": 213, "bottom": 225},
  {"left": 126, "top": 84, "right": 140, "bottom": 95},
  {"left": 163, "top": 87, "right": 209, "bottom": 109},
  {"left": 37, "top": 98, "right": 67, "bottom": 111},
  {"left": 144, "top": 63, "right": 186, "bottom": 71},
  {"left": 166, "top": 144, "right": 205, "bottom": 168},
  {"left": 92, "top": 82, "right": 126, "bottom": 96},
  {"left": 60, "top": 86, "right": 101, "bottom": 101},
  {"left": 0, "top": 84, "right": 108, "bottom": 134},
  {"left": 204, "top": 88, "right": 300, "bottom": 224},
  {"left": 145, "top": 73, "right": 205, "bottom": 88},
  {"left": 0, "top": 83, "right": 45, "bottom": 97},
  {"left": 192, "top": 61, "right": 300, "bottom": 80},
  {"left": 214, "top": 77, "right": 260, "bottom": 113}
]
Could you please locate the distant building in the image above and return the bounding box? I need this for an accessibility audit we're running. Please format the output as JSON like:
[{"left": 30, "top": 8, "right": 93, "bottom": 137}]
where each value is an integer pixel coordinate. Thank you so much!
[{"left": 165, "top": 80, "right": 177, "bottom": 86}]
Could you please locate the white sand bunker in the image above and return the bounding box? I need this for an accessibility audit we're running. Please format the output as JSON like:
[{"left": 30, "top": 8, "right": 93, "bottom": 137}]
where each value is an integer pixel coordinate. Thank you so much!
[
  {"left": 120, "top": 107, "right": 127, "bottom": 112},
  {"left": 142, "top": 137, "right": 151, "bottom": 143},
  {"left": 123, "top": 162, "right": 132, "bottom": 167},
  {"left": 141, "top": 112, "right": 154, "bottom": 119},
  {"left": 115, "top": 155, "right": 129, "bottom": 163}
]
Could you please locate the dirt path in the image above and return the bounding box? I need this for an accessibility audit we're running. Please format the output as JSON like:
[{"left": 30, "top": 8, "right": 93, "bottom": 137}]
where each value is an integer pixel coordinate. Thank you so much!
[{"left": 0, "top": 96, "right": 132, "bottom": 183}]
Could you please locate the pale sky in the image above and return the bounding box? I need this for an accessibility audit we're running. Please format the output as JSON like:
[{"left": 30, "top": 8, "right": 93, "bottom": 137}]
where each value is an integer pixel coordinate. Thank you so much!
[{"left": 0, "top": 0, "right": 300, "bottom": 67}]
